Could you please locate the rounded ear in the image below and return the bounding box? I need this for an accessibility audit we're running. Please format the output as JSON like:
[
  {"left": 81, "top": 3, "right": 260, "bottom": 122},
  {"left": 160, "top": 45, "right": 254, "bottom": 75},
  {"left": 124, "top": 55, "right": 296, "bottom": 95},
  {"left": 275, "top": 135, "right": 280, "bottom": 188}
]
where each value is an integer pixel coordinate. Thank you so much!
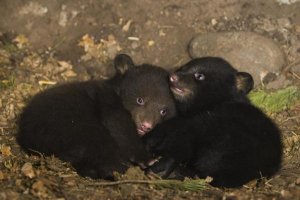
[
  {"left": 235, "top": 72, "right": 254, "bottom": 94},
  {"left": 114, "top": 54, "right": 134, "bottom": 75}
]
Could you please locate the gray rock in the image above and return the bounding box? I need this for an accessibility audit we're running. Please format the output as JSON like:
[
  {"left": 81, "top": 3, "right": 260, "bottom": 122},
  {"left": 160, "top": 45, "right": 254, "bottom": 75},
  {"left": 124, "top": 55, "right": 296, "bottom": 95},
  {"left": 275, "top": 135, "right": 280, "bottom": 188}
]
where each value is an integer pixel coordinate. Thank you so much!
[
  {"left": 291, "top": 63, "right": 300, "bottom": 73},
  {"left": 188, "top": 32, "right": 286, "bottom": 87},
  {"left": 265, "top": 75, "right": 292, "bottom": 90}
]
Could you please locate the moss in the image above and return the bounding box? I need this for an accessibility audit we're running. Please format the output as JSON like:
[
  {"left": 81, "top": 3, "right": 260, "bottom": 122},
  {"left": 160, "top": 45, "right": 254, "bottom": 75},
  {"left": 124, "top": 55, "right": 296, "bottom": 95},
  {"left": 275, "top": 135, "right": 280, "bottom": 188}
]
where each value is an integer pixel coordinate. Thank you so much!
[{"left": 248, "top": 86, "right": 300, "bottom": 114}]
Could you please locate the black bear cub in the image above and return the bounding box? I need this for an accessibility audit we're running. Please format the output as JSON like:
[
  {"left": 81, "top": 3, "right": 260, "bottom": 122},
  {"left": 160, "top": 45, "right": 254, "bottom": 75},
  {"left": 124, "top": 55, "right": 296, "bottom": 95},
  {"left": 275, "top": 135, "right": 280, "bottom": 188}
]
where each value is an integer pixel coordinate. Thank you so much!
[
  {"left": 143, "top": 57, "right": 282, "bottom": 187},
  {"left": 17, "top": 54, "right": 176, "bottom": 180}
]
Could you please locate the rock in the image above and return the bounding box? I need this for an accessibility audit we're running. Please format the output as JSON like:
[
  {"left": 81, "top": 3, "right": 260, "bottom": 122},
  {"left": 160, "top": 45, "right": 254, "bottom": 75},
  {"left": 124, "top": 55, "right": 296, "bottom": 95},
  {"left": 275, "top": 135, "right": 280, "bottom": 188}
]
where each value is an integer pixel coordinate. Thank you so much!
[
  {"left": 276, "top": 0, "right": 300, "bottom": 5},
  {"left": 265, "top": 74, "right": 292, "bottom": 90},
  {"left": 189, "top": 32, "right": 286, "bottom": 87}
]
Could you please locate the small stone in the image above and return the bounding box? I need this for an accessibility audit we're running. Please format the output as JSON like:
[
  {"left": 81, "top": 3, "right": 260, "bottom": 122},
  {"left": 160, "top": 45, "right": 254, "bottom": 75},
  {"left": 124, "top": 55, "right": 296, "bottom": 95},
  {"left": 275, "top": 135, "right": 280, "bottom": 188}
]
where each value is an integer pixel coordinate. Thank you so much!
[
  {"left": 148, "top": 40, "right": 155, "bottom": 46},
  {"left": 277, "top": 18, "right": 292, "bottom": 29},
  {"left": 131, "top": 41, "right": 140, "bottom": 49},
  {"left": 189, "top": 32, "right": 286, "bottom": 87},
  {"left": 211, "top": 18, "right": 217, "bottom": 26},
  {"left": 296, "top": 177, "right": 300, "bottom": 185}
]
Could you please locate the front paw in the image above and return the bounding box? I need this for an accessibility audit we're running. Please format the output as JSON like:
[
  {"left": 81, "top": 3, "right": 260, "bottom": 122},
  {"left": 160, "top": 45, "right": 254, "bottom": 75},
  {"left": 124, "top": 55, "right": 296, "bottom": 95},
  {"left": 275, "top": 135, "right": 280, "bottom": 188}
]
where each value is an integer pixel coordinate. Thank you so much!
[{"left": 147, "top": 157, "right": 178, "bottom": 179}]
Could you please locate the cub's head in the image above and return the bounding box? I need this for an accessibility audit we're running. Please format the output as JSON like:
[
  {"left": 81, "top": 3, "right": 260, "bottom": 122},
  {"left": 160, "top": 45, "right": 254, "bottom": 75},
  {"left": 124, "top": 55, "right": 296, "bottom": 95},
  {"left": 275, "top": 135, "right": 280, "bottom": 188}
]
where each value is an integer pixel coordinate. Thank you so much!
[
  {"left": 114, "top": 54, "right": 176, "bottom": 136},
  {"left": 169, "top": 57, "right": 253, "bottom": 112}
]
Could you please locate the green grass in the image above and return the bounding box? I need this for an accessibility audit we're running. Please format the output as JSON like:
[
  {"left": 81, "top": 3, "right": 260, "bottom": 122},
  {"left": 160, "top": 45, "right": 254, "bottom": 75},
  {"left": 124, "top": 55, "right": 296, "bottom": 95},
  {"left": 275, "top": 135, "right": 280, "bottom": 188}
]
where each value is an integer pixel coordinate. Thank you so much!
[{"left": 0, "top": 76, "right": 15, "bottom": 89}]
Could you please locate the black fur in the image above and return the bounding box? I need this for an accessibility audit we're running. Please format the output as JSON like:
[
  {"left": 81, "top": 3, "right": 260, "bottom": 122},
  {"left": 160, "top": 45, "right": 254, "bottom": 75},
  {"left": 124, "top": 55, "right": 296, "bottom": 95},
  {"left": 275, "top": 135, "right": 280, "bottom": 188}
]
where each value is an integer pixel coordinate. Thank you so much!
[
  {"left": 17, "top": 54, "right": 176, "bottom": 180},
  {"left": 143, "top": 57, "right": 282, "bottom": 187}
]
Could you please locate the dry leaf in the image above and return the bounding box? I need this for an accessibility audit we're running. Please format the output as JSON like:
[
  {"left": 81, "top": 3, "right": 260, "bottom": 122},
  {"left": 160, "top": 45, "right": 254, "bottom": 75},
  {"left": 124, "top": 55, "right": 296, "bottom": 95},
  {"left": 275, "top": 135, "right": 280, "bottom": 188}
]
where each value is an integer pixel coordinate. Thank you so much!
[
  {"left": 122, "top": 19, "right": 132, "bottom": 32},
  {"left": 32, "top": 180, "right": 45, "bottom": 190},
  {"left": 31, "top": 180, "right": 48, "bottom": 198},
  {"left": 0, "top": 170, "right": 5, "bottom": 180},
  {"left": 58, "top": 61, "right": 73, "bottom": 69},
  {"left": 15, "top": 179, "right": 22, "bottom": 186},
  {"left": 62, "top": 70, "right": 77, "bottom": 77},
  {"left": 38, "top": 80, "right": 57, "bottom": 85},
  {"left": 13, "top": 34, "right": 29, "bottom": 49},
  {"left": 78, "top": 34, "right": 95, "bottom": 52},
  {"left": 21, "top": 162, "right": 36, "bottom": 178},
  {"left": 205, "top": 176, "right": 213, "bottom": 183},
  {"left": 0, "top": 144, "right": 12, "bottom": 157},
  {"left": 159, "top": 30, "right": 166, "bottom": 36},
  {"left": 4, "top": 160, "right": 13, "bottom": 169}
]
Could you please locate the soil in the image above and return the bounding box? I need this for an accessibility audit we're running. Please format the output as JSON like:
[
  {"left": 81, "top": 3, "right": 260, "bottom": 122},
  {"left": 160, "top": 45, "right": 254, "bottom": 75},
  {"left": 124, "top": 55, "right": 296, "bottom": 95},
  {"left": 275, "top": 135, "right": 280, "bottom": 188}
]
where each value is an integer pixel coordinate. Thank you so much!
[{"left": 0, "top": 0, "right": 300, "bottom": 199}]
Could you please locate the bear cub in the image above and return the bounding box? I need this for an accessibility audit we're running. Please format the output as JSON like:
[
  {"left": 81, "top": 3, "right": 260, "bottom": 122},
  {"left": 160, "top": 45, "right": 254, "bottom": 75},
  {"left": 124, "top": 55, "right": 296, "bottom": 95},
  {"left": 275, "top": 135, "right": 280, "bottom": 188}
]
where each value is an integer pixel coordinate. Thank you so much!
[
  {"left": 17, "top": 54, "right": 176, "bottom": 180},
  {"left": 143, "top": 57, "right": 282, "bottom": 187}
]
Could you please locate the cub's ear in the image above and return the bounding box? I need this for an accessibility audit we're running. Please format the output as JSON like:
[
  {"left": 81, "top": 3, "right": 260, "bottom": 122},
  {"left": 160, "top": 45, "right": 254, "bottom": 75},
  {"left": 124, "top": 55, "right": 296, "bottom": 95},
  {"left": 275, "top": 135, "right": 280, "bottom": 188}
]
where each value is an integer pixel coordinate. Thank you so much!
[
  {"left": 114, "top": 54, "right": 134, "bottom": 75},
  {"left": 235, "top": 72, "right": 254, "bottom": 94}
]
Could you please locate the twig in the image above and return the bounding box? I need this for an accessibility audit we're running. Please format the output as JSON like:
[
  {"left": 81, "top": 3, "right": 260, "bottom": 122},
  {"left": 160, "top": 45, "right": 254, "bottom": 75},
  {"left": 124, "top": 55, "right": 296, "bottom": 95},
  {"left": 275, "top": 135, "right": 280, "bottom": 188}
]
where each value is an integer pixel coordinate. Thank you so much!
[
  {"left": 28, "top": 148, "right": 45, "bottom": 158},
  {"left": 282, "top": 57, "right": 300, "bottom": 75},
  {"left": 282, "top": 115, "right": 300, "bottom": 123},
  {"left": 92, "top": 179, "right": 155, "bottom": 186},
  {"left": 90, "top": 178, "right": 207, "bottom": 191},
  {"left": 291, "top": 72, "right": 300, "bottom": 80}
]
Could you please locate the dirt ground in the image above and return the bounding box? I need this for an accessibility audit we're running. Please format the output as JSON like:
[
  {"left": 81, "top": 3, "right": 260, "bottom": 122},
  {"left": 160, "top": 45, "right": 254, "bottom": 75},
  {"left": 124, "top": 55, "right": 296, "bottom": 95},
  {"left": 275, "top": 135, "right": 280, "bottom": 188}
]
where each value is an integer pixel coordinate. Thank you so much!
[{"left": 1, "top": 0, "right": 300, "bottom": 199}]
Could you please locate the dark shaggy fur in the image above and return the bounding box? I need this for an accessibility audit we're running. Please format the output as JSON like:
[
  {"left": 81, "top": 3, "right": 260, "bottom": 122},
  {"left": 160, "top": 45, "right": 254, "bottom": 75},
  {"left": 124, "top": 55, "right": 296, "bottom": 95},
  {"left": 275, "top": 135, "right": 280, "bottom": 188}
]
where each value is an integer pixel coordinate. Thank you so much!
[
  {"left": 143, "top": 57, "right": 282, "bottom": 188},
  {"left": 17, "top": 54, "right": 176, "bottom": 180}
]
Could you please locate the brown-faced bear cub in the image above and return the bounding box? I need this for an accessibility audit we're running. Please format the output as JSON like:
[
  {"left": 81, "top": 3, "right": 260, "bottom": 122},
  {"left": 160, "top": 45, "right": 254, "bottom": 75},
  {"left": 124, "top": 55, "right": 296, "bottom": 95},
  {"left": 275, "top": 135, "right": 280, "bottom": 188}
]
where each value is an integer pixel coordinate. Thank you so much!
[
  {"left": 17, "top": 54, "right": 176, "bottom": 180},
  {"left": 143, "top": 57, "right": 282, "bottom": 188}
]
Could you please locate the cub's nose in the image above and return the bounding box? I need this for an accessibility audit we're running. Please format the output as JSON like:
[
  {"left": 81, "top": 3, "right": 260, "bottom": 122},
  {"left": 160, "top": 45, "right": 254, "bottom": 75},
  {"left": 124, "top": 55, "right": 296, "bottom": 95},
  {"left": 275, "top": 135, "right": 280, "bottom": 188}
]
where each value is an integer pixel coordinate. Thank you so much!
[
  {"left": 141, "top": 121, "right": 153, "bottom": 132},
  {"left": 169, "top": 74, "right": 179, "bottom": 83},
  {"left": 137, "top": 121, "right": 154, "bottom": 136}
]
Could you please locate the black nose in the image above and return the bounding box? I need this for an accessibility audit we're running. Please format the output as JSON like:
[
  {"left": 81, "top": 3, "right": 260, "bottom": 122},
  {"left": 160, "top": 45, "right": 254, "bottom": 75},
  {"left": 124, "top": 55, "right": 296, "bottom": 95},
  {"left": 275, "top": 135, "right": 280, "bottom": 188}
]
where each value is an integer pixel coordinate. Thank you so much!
[{"left": 169, "top": 74, "right": 179, "bottom": 83}]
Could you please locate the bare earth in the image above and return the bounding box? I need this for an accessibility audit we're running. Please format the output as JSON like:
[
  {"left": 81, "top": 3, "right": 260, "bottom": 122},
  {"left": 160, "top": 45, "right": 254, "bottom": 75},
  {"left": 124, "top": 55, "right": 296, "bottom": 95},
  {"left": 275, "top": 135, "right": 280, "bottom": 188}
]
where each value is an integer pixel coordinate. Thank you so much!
[{"left": 0, "top": 0, "right": 300, "bottom": 199}]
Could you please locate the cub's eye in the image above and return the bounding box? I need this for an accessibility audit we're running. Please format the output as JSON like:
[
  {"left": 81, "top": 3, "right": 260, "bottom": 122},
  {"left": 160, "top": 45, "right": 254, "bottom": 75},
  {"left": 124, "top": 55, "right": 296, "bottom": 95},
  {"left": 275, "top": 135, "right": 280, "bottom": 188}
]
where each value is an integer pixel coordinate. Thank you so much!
[
  {"left": 194, "top": 72, "right": 205, "bottom": 81},
  {"left": 160, "top": 108, "right": 167, "bottom": 117},
  {"left": 136, "top": 97, "right": 144, "bottom": 105}
]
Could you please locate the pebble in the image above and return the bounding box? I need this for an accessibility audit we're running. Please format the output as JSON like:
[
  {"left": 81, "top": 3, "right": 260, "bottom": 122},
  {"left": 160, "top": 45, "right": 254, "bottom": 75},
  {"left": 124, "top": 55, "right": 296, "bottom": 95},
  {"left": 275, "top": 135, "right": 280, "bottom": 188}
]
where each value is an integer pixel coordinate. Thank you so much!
[
  {"left": 189, "top": 32, "right": 286, "bottom": 87},
  {"left": 277, "top": 18, "right": 292, "bottom": 29},
  {"left": 131, "top": 41, "right": 140, "bottom": 49},
  {"left": 211, "top": 18, "right": 217, "bottom": 26}
]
